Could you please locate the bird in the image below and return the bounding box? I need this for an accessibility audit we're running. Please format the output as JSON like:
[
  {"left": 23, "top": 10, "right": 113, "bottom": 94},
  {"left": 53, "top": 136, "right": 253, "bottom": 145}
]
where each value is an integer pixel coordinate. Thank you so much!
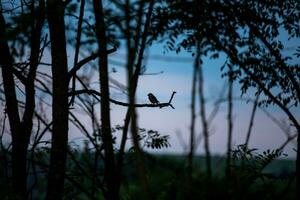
[{"left": 148, "top": 93, "right": 160, "bottom": 104}]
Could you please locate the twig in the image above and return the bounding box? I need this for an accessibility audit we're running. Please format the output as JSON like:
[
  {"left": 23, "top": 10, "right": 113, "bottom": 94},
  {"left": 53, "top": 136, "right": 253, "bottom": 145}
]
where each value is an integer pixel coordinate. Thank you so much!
[
  {"left": 245, "top": 92, "right": 260, "bottom": 147},
  {"left": 69, "top": 0, "right": 85, "bottom": 106}
]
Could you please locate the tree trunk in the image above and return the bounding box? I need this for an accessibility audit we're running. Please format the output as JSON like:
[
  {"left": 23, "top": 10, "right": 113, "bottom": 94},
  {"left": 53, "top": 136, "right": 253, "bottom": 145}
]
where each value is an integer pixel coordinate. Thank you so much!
[
  {"left": 1, "top": 1, "right": 45, "bottom": 198},
  {"left": 187, "top": 49, "right": 199, "bottom": 176},
  {"left": 226, "top": 65, "right": 233, "bottom": 177},
  {"left": 93, "top": 0, "right": 117, "bottom": 199},
  {"left": 198, "top": 54, "right": 211, "bottom": 178},
  {"left": 0, "top": 12, "right": 26, "bottom": 200},
  {"left": 297, "top": 128, "right": 300, "bottom": 199},
  {"left": 46, "top": 0, "right": 69, "bottom": 199},
  {"left": 116, "top": 1, "right": 154, "bottom": 194}
]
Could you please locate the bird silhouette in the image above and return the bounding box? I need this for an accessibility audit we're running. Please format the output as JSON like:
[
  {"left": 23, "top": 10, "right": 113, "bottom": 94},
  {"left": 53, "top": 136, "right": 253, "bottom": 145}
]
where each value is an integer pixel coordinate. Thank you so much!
[{"left": 148, "top": 93, "right": 160, "bottom": 104}]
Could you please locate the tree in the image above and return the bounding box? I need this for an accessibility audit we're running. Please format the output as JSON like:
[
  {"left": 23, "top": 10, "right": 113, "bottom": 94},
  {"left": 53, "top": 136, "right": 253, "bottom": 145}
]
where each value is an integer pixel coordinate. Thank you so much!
[
  {"left": 93, "top": 0, "right": 118, "bottom": 199},
  {"left": 46, "top": 0, "right": 69, "bottom": 199},
  {"left": 0, "top": 1, "right": 45, "bottom": 199}
]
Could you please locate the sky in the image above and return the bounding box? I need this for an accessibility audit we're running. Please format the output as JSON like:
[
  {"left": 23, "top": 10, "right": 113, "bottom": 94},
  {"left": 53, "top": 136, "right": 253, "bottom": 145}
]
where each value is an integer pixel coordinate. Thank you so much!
[{"left": 65, "top": 40, "right": 299, "bottom": 158}]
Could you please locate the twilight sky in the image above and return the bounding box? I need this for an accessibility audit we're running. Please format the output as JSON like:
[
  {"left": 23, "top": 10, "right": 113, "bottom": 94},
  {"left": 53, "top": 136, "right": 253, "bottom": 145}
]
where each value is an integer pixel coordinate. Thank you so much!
[
  {"left": 0, "top": 3, "right": 298, "bottom": 158},
  {"left": 67, "top": 38, "right": 299, "bottom": 158},
  {"left": 0, "top": 37, "right": 298, "bottom": 158}
]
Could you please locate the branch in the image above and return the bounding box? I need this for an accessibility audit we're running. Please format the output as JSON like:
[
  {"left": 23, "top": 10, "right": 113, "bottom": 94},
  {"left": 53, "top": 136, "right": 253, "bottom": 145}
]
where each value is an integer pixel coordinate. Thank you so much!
[
  {"left": 211, "top": 35, "right": 300, "bottom": 132},
  {"left": 69, "top": 89, "right": 176, "bottom": 109},
  {"left": 278, "top": 133, "right": 297, "bottom": 151},
  {"left": 248, "top": 24, "right": 300, "bottom": 101},
  {"left": 11, "top": 67, "right": 27, "bottom": 84},
  {"left": 245, "top": 91, "right": 260, "bottom": 147},
  {"left": 168, "top": 91, "right": 177, "bottom": 106},
  {"left": 69, "top": 0, "right": 85, "bottom": 107},
  {"left": 67, "top": 46, "right": 117, "bottom": 80}
]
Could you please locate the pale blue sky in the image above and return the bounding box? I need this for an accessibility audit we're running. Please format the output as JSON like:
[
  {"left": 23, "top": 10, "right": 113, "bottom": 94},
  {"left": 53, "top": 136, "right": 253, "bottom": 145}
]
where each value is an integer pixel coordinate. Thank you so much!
[{"left": 94, "top": 39, "right": 300, "bottom": 157}]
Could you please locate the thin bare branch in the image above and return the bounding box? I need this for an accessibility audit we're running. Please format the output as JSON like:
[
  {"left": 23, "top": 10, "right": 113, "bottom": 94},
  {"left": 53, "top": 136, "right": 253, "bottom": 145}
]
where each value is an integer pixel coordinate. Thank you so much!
[{"left": 69, "top": 89, "right": 176, "bottom": 109}]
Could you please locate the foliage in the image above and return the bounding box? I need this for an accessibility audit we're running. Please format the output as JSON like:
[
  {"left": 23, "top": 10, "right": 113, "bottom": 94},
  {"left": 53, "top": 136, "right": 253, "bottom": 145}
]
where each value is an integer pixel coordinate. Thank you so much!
[
  {"left": 121, "top": 150, "right": 296, "bottom": 200},
  {"left": 230, "top": 144, "right": 286, "bottom": 178},
  {"left": 227, "top": 145, "right": 295, "bottom": 200},
  {"left": 140, "top": 129, "right": 171, "bottom": 149},
  {"left": 151, "top": 0, "right": 300, "bottom": 108},
  {"left": 112, "top": 125, "right": 171, "bottom": 150}
]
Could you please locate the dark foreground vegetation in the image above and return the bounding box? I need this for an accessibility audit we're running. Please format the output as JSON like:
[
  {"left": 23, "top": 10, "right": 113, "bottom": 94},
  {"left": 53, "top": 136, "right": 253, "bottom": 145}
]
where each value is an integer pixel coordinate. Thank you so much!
[{"left": 0, "top": 146, "right": 296, "bottom": 200}]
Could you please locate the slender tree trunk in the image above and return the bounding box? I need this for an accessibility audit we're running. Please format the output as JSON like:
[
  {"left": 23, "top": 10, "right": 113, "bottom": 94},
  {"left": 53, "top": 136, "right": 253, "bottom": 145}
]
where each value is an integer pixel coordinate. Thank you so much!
[
  {"left": 245, "top": 93, "right": 259, "bottom": 148},
  {"left": 93, "top": 1, "right": 117, "bottom": 199},
  {"left": 69, "top": 0, "right": 85, "bottom": 106},
  {"left": 188, "top": 50, "right": 199, "bottom": 176},
  {"left": 297, "top": 128, "right": 300, "bottom": 200},
  {"left": 120, "top": 0, "right": 152, "bottom": 197},
  {"left": 198, "top": 52, "right": 211, "bottom": 178},
  {"left": 23, "top": 2, "right": 45, "bottom": 190},
  {"left": 0, "top": 14, "right": 24, "bottom": 197},
  {"left": 226, "top": 65, "right": 233, "bottom": 177},
  {"left": 116, "top": 0, "right": 154, "bottom": 195},
  {"left": 46, "top": 0, "right": 69, "bottom": 199},
  {"left": 0, "top": 20, "right": 28, "bottom": 199},
  {"left": 129, "top": 105, "right": 151, "bottom": 200}
]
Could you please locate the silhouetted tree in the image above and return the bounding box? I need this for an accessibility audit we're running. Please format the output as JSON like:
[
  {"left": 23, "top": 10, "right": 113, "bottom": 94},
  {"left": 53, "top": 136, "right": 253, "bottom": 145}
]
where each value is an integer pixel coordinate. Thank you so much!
[
  {"left": 46, "top": 0, "right": 69, "bottom": 199},
  {"left": 0, "top": 1, "right": 45, "bottom": 199},
  {"left": 226, "top": 63, "right": 233, "bottom": 177},
  {"left": 93, "top": 0, "right": 118, "bottom": 199}
]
